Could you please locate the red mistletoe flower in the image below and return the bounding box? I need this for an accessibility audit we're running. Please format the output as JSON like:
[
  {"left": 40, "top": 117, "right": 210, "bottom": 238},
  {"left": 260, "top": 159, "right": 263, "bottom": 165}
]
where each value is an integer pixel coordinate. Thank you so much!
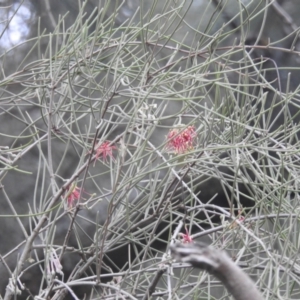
[
  {"left": 65, "top": 185, "right": 82, "bottom": 208},
  {"left": 167, "top": 125, "right": 196, "bottom": 154},
  {"left": 178, "top": 228, "right": 193, "bottom": 243},
  {"left": 91, "top": 141, "right": 116, "bottom": 166},
  {"left": 64, "top": 184, "right": 93, "bottom": 209}
]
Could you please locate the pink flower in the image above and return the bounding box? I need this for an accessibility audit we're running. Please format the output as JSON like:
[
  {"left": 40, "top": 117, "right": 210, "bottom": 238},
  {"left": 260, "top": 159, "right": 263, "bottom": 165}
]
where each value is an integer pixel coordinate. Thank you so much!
[
  {"left": 238, "top": 215, "right": 245, "bottom": 222},
  {"left": 65, "top": 185, "right": 82, "bottom": 208},
  {"left": 91, "top": 141, "right": 116, "bottom": 166},
  {"left": 179, "top": 228, "right": 193, "bottom": 243},
  {"left": 166, "top": 125, "right": 196, "bottom": 154},
  {"left": 64, "top": 184, "right": 92, "bottom": 209}
]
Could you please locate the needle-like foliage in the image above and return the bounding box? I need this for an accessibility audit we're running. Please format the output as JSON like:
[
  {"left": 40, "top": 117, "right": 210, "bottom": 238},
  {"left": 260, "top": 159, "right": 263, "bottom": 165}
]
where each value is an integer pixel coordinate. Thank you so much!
[{"left": 1, "top": 1, "right": 300, "bottom": 299}]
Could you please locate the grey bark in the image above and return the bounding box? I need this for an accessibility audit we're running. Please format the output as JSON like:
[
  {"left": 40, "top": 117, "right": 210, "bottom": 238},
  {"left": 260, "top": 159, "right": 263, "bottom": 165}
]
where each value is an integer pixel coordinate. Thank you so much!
[{"left": 171, "top": 242, "right": 264, "bottom": 300}]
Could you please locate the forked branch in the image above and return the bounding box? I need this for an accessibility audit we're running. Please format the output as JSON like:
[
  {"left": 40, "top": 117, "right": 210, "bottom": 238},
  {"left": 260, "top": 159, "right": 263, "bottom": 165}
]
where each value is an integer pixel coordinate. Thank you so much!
[{"left": 170, "top": 242, "right": 264, "bottom": 300}]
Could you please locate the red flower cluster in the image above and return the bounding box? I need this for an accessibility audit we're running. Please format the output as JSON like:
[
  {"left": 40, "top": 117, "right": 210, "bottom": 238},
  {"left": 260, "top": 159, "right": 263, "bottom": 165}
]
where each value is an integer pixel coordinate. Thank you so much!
[
  {"left": 166, "top": 125, "right": 196, "bottom": 154},
  {"left": 178, "top": 228, "right": 193, "bottom": 243},
  {"left": 91, "top": 141, "right": 116, "bottom": 166},
  {"left": 65, "top": 185, "right": 82, "bottom": 208}
]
